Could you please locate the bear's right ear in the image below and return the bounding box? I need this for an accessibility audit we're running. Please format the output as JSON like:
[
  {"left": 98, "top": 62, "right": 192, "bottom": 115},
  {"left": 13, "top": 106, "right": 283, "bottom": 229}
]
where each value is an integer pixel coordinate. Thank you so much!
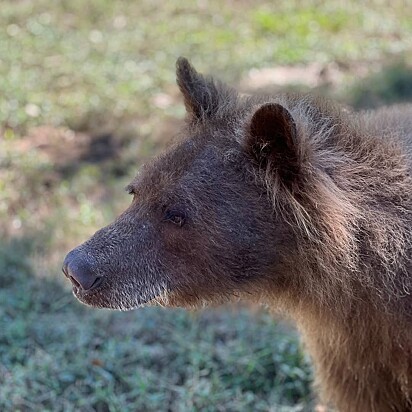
[
  {"left": 176, "top": 57, "right": 226, "bottom": 120},
  {"left": 244, "top": 102, "right": 302, "bottom": 187}
]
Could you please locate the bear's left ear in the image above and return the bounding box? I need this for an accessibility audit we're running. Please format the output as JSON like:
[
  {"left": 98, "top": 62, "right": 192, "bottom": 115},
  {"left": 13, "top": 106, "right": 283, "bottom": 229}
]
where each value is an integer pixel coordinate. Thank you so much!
[
  {"left": 244, "top": 102, "right": 302, "bottom": 186},
  {"left": 176, "top": 57, "right": 234, "bottom": 121}
]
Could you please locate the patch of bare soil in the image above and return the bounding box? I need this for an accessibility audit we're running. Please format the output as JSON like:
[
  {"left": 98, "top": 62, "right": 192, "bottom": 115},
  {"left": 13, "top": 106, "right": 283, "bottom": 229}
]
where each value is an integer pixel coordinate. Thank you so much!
[{"left": 239, "top": 60, "right": 376, "bottom": 93}]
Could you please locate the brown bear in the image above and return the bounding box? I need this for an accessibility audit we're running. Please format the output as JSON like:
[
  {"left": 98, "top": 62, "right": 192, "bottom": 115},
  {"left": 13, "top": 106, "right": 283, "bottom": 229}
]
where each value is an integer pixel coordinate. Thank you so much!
[{"left": 63, "top": 58, "right": 412, "bottom": 411}]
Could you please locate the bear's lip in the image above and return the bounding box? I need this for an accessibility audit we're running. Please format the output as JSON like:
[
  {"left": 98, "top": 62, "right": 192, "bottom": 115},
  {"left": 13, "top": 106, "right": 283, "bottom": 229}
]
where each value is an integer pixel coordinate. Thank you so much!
[{"left": 71, "top": 283, "right": 161, "bottom": 308}]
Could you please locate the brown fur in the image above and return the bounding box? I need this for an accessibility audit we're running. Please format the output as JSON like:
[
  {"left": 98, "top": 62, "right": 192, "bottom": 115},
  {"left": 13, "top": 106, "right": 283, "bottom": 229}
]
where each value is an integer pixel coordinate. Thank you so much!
[{"left": 63, "top": 58, "right": 412, "bottom": 411}]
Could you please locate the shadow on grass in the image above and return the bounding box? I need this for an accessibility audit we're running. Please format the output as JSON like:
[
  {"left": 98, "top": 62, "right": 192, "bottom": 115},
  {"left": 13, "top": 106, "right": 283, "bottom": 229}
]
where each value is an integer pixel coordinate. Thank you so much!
[{"left": 348, "top": 61, "right": 412, "bottom": 109}]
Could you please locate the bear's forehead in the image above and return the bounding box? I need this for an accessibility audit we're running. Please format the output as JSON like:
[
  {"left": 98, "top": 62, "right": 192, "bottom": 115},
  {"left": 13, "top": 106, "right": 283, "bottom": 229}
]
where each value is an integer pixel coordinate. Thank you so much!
[{"left": 129, "top": 133, "right": 233, "bottom": 201}]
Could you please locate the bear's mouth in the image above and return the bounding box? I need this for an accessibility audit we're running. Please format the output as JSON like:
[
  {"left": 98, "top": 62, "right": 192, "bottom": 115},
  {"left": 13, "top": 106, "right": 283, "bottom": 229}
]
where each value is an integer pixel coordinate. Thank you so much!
[{"left": 71, "top": 282, "right": 165, "bottom": 310}]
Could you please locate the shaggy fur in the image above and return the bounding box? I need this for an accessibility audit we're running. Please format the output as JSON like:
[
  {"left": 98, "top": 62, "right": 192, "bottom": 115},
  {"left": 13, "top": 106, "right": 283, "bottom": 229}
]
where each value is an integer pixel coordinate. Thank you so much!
[{"left": 63, "top": 58, "right": 412, "bottom": 411}]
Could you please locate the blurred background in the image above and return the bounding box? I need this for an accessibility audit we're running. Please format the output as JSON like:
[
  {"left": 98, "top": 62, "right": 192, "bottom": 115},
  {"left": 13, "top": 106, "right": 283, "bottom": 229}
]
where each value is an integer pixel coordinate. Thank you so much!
[{"left": 1, "top": 1, "right": 411, "bottom": 411}]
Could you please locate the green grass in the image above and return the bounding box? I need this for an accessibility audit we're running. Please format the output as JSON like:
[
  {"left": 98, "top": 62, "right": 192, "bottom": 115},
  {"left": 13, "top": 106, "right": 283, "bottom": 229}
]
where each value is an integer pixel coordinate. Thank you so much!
[{"left": 1, "top": 1, "right": 412, "bottom": 411}]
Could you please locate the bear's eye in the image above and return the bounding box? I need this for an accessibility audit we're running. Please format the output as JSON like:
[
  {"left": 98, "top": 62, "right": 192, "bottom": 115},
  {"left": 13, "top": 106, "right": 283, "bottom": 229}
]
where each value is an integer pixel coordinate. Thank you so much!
[{"left": 164, "top": 210, "right": 186, "bottom": 227}]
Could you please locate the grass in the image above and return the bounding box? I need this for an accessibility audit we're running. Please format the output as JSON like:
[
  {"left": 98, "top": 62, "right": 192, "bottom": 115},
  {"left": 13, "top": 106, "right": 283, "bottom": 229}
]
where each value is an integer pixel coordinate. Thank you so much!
[
  {"left": 1, "top": 0, "right": 411, "bottom": 133},
  {"left": 1, "top": 1, "right": 412, "bottom": 411},
  {"left": 0, "top": 238, "right": 313, "bottom": 412}
]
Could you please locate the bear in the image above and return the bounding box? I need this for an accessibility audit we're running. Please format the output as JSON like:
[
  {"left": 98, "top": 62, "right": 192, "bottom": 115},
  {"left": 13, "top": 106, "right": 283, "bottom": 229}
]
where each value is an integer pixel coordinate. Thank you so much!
[{"left": 63, "top": 58, "right": 412, "bottom": 411}]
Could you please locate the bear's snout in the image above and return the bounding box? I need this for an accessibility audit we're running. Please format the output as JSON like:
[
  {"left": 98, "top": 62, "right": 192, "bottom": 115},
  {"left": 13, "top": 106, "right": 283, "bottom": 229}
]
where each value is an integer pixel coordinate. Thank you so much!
[{"left": 62, "top": 250, "right": 104, "bottom": 292}]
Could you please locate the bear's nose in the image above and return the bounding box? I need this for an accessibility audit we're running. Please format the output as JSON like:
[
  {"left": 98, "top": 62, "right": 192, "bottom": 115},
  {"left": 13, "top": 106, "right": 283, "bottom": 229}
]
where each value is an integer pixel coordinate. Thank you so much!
[{"left": 62, "top": 250, "right": 103, "bottom": 291}]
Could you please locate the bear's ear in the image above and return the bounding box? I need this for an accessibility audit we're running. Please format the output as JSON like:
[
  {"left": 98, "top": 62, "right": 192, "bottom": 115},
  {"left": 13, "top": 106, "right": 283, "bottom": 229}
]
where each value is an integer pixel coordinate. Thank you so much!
[
  {"left": 244, "top": 102, "right": 301, "bottom": 186},
  {"left": 176, "top": 57, "right": 225, "bottom": 120}
]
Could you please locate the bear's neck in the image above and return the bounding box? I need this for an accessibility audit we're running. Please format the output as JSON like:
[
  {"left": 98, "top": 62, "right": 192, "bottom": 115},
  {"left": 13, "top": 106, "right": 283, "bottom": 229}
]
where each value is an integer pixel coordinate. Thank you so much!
[{"left": 294, "top": 301, "right": 412, "bottom": 412}]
